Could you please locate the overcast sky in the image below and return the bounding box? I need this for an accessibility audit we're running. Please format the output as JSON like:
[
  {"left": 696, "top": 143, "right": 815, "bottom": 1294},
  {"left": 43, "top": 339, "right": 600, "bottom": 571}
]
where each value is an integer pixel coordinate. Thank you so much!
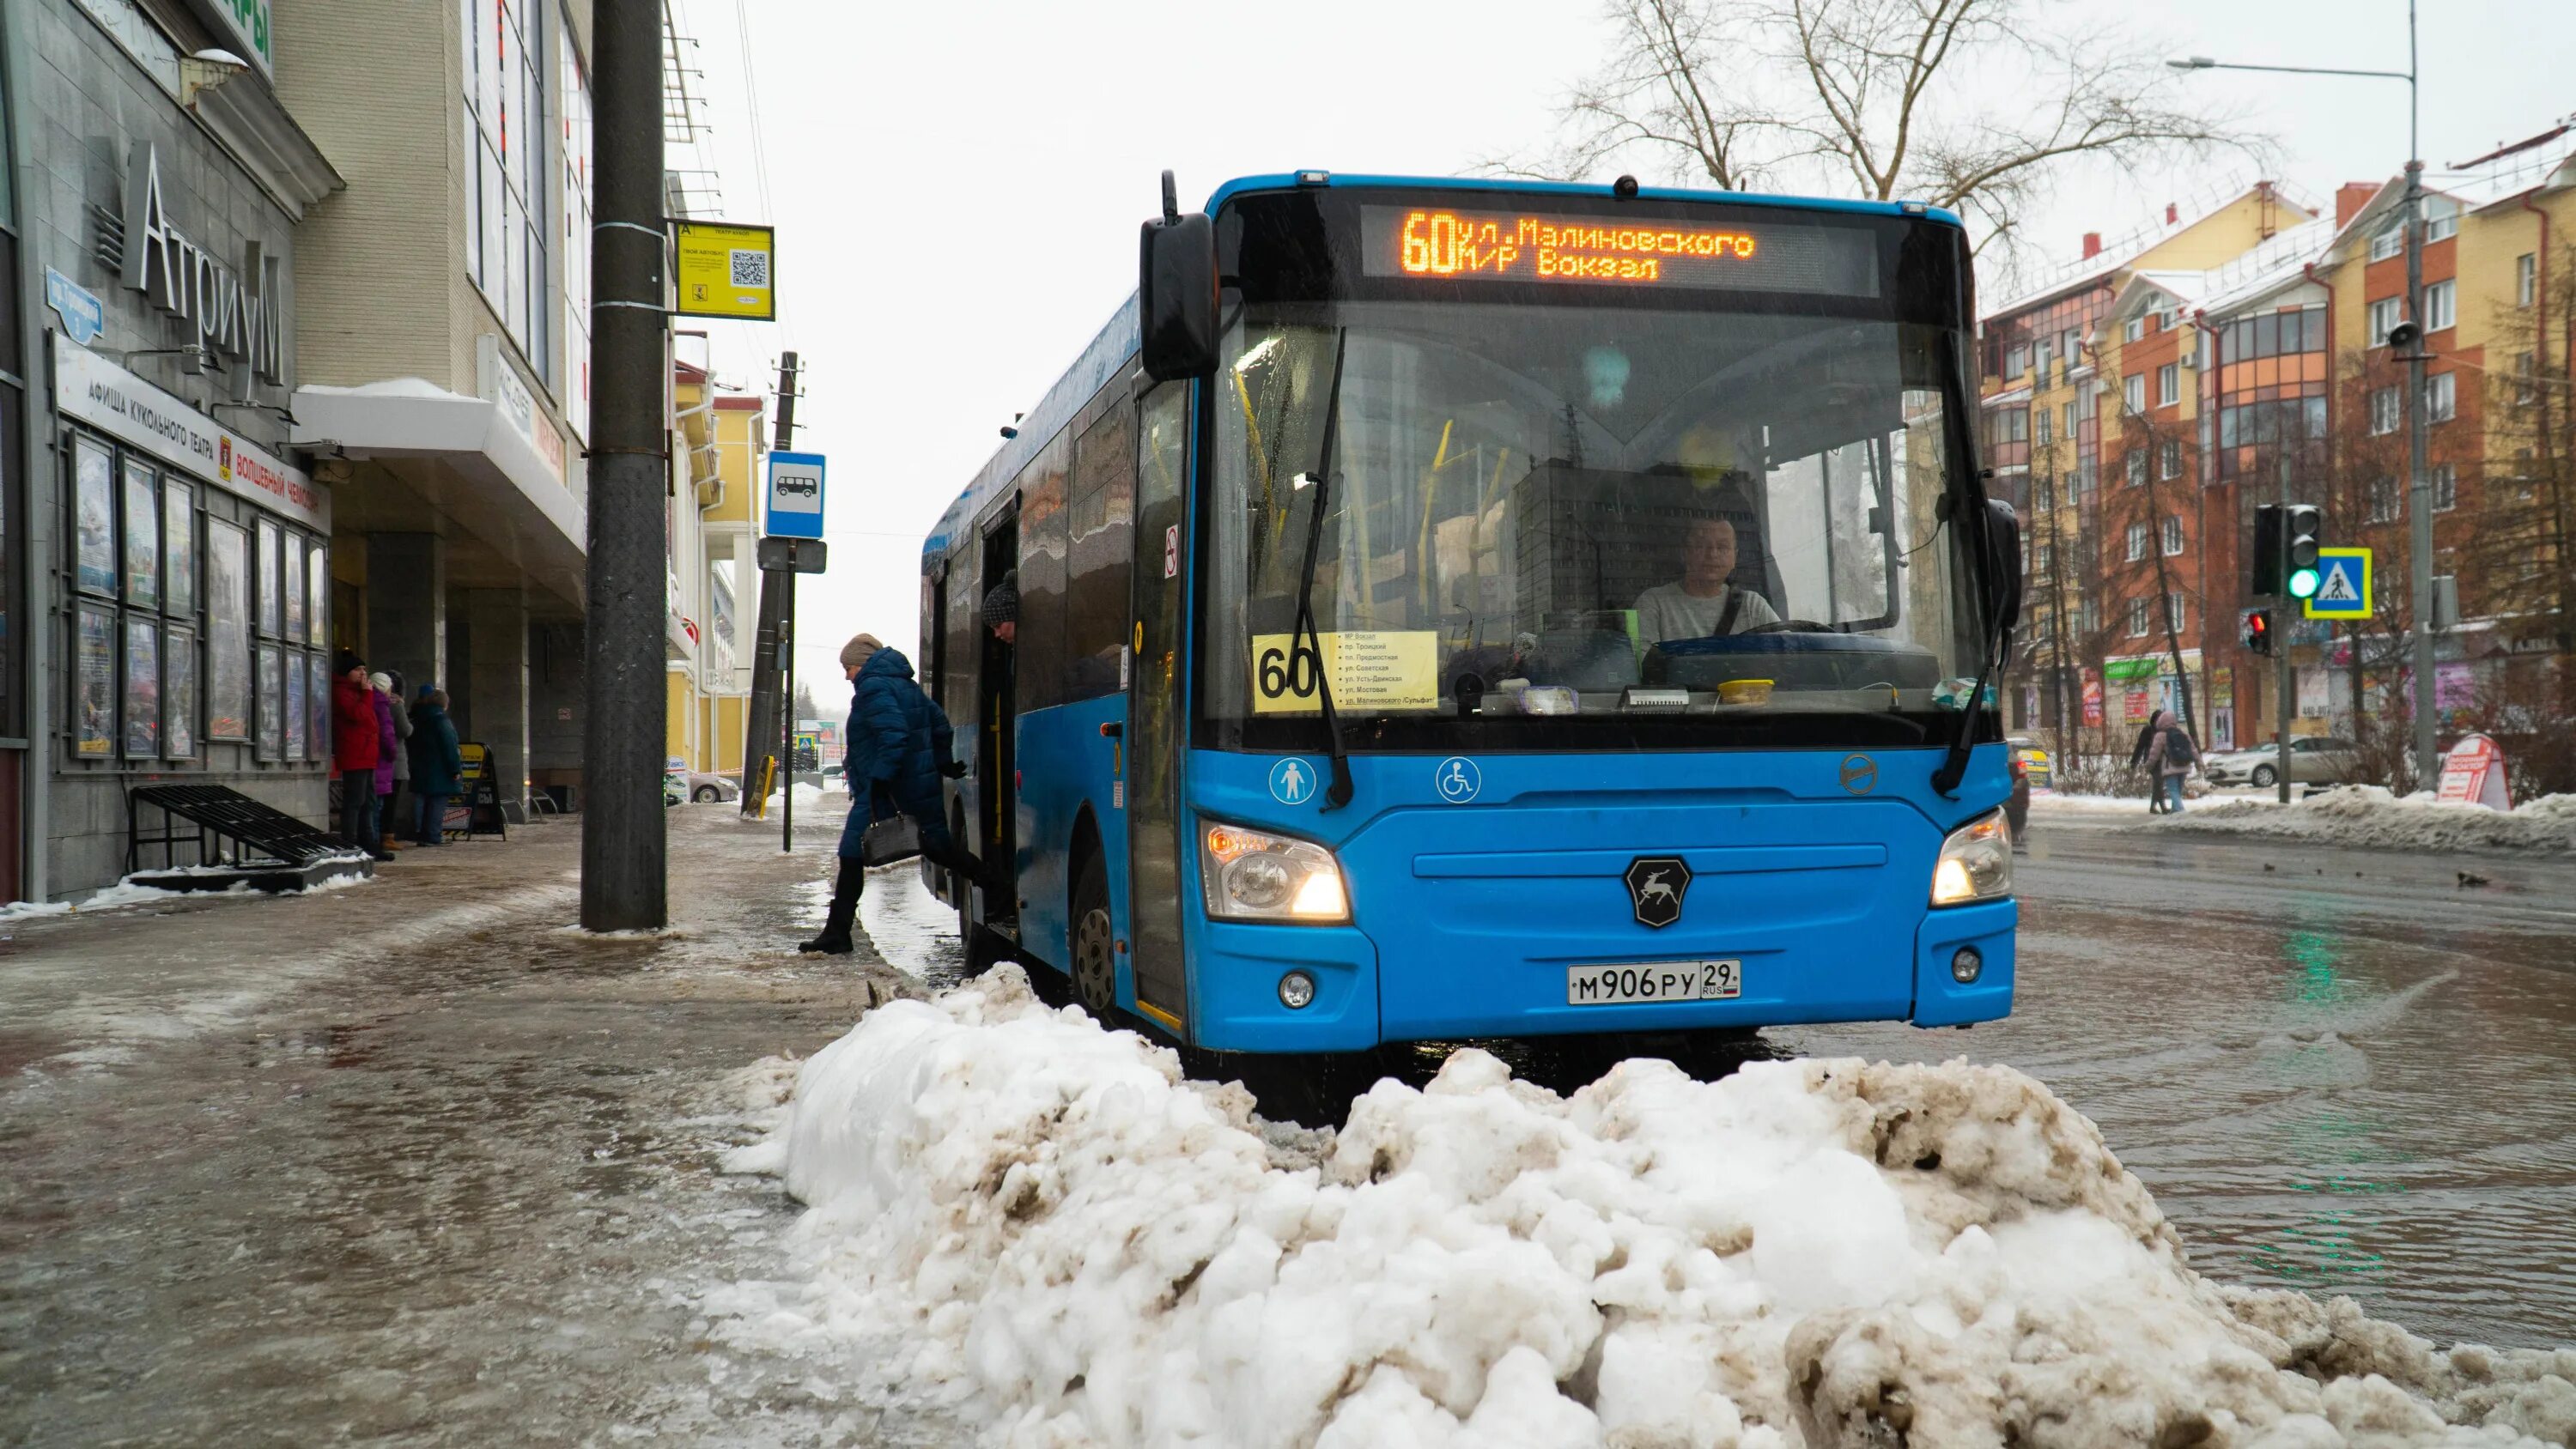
[{"left": 665, "top": 0, "right": 2575, "bottom": 682}]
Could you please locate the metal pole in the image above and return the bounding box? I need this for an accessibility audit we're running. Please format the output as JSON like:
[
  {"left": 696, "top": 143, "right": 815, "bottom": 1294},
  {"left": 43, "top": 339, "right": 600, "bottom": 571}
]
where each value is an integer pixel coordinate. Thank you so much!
[
  {"left": 2403, "top": 2, "right": 2438, "bottom": 789},
  {"left": 781, "top": 609, "right": 794, "bottom": 852},
  {"left": 579, "top": 0, "right": 668, "bottom": 931},
  {"left": 772, "top": 351, "right": 799, "bottom": 852},
  {"left": 2276, "top": 447, "right": 2294, "bottom": 804}
]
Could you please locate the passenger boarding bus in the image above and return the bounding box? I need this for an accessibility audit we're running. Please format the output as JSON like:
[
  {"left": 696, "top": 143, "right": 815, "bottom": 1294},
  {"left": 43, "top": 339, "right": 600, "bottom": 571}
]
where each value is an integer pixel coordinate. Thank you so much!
[{"left": 920, "top": 172, "right": 2023, "bottom": 1054}]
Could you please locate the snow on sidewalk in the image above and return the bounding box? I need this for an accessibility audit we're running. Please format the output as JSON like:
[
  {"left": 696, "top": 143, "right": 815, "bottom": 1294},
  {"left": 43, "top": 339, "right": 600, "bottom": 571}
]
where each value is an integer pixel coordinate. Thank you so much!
[
  {"left": 711, "top": 969, "right": 2576, "bottom": 1448},
  {"left": 2148, "top": 787, "right": 2576, "bottom": 855}
]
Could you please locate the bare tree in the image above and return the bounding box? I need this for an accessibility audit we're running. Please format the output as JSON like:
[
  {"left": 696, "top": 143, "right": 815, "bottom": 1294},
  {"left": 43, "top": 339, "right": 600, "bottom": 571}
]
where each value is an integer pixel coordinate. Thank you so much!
[{"left": 1516, "top": 0, "right": 2259, "bottom": 260}]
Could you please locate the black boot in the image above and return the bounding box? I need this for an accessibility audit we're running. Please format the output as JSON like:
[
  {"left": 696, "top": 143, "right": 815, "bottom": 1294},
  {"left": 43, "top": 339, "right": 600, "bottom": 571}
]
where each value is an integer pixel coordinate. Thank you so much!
[{"left": 799, "top": 859, "right": 862, "bottom": 955}]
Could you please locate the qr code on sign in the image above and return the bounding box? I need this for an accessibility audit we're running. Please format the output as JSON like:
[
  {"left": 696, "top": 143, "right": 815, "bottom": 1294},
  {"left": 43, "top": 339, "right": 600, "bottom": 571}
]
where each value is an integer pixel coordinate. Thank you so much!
[{"left": 729, "top": 249, "right": 769, "bottom": 288}]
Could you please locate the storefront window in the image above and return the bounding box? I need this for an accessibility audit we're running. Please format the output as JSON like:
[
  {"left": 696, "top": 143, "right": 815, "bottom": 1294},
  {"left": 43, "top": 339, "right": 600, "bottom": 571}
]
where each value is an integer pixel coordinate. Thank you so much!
[{"left": 63, "top": 430, "right": 328, "bottom": 768}]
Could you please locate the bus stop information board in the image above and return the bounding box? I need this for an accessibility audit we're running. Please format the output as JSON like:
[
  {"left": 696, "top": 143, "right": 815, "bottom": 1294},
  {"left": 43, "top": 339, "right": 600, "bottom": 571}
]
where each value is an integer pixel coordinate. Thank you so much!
[{"left": 671, "top": 221, "right": 776, "bottom": 320}]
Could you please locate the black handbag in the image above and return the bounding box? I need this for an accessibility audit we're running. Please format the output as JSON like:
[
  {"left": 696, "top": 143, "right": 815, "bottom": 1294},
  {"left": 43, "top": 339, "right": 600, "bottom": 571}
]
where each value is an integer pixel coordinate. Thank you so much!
[{"left": 860, "top": 814, "right": 921, "bottom": 866}]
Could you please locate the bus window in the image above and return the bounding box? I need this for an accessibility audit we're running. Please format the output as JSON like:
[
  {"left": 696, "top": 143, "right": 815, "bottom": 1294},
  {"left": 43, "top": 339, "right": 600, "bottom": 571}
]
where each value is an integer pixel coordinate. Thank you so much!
[
  {"left": 1066, "top": 403, "right": 1135, "bottom": 700},
  {"left": 1016, "top": 433, "right": 1072, "bottom": 712}
]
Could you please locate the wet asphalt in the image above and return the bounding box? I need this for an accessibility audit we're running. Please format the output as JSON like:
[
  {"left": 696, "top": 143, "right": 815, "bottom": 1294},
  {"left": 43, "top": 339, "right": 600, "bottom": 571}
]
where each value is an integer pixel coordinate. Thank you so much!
[{"left": 1, "top": 799, "right": 2569, "bottom": 1446}]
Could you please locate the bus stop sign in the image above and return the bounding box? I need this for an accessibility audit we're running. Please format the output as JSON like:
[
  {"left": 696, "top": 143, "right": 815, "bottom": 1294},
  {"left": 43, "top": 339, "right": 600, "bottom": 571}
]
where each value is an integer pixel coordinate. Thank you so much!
[{"left": 766, "top": 451, "right": 825, "bottom": 539}]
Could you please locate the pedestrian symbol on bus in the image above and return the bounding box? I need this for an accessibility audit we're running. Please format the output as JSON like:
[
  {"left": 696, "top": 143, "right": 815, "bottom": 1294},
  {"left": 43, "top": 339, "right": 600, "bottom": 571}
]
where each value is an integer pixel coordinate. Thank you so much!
[
  {"left": 1435, "top": 756, "right": 1482, "bottom": 803},
  {"left": 2303, "top": 547, "right": 2372, "bottom": 620},
  {"left": 1269, "top": 757, "right": 1316, "bottom": 806}
]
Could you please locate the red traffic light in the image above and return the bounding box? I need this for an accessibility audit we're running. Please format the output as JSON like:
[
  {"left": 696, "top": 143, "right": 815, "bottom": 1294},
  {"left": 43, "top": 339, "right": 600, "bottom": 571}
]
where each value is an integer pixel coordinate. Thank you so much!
[{"left": 2240, "top": 607, "right": 2273, "bottom": 655}]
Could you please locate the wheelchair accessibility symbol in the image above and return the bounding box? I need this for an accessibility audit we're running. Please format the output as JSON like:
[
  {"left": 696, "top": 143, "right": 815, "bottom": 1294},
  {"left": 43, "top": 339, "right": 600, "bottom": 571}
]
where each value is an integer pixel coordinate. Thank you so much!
[
  {"left": 1268, "top": 757, "right": 1318, "bottom": 806},
  {"left": 1434, "top": 756, "right": 1482, "bottom": 803}
]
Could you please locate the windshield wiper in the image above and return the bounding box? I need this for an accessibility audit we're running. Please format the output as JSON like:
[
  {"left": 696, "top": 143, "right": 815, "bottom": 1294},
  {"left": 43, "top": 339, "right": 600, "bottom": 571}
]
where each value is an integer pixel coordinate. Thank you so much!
[
  {"left": 1291, "top": 330, "right": 1355, "bottom": 810},
  {"left": 1929, "top": 337, "right": 2006, "bottom": 800}
]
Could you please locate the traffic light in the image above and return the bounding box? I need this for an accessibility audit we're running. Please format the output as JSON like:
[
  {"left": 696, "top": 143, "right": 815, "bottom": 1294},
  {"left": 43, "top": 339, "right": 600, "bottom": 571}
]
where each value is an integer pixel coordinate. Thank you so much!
[
  {"left": 2283, "top": 505, "right": 2323, "bottom": 600},
  {"left": 2241, "top": 607, "right": 2273, "bottom": 656},
  {"left": 2251, "top": 504, "right": 2281, "bottom": 597}
]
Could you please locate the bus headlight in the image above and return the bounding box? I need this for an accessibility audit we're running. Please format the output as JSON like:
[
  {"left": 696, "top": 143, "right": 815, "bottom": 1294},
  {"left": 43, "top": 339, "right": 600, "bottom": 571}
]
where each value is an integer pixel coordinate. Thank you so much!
[
  {"left": 1929, "top": 810, "right": 2014, "bottom": 906},
  {"left": 1201, "top": 822, "right": 1350, "bottom": 924}
]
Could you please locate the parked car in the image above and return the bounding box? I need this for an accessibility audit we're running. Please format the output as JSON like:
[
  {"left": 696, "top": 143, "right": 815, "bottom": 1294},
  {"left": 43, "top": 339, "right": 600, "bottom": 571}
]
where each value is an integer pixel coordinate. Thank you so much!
[
  {"left": 2005, "top": 734, "right": 2052, "bottom": 790},
  {"left": 676, "top": 770, "right": 741, "bottom": 803},
  {"left": 2202, "top": 736, "right": 2363, "bottom": 788}
]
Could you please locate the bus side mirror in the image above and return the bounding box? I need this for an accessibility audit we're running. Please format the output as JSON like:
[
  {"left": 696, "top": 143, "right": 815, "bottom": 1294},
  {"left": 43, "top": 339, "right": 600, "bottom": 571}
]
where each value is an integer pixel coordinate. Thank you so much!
[
  {"left": 1980, "top": 499, "right": 2024, "bottom": 637},
  {"left": 1139, "top": 171, "right": 1218, "bottom": 381}
]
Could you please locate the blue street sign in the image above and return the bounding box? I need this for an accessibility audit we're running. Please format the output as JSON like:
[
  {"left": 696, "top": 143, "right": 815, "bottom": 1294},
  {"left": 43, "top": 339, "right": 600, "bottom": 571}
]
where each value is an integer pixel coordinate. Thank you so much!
[
  {"left": 2303, "top": 547, "right": 2371, "bottom": 619},
  {"left": 766, "top": 451, "right": 825, "bottom": 540},
  {"left": 46, "top": 268, "right": 105, "bottom": 346}
]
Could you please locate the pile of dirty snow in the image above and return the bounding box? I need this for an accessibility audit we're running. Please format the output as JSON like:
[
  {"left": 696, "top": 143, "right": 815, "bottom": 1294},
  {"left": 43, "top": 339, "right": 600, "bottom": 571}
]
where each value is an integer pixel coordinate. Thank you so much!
[
  {"left": 713, "top": 968, "right": 2576, "bottom": 1447},
  {"left": 2153, "top": 786, "right": 2576, "bottom": 855}
]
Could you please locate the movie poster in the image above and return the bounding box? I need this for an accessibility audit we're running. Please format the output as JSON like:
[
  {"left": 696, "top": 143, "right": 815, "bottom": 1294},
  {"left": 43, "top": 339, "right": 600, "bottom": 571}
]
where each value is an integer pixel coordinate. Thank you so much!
[
  {"left": 307, "top": 653, "right": 329, "bottom": 761},
  {"left": 207, "top": 520, "right": 252, "bottom": 739},
  {"left": 124, "top": 616, "right": 161, "bottom": 757},
  {"left": 307, "top": 546, "right": 331, "bottom": 649},
  {"left": 164, "top": 480, "right": 197, "bottom": 616},
  {"left": 283, "top": 534, "right": 306, "bottom": 644},
  {"left": 74, "top": 605, "right": 116, "bottom": 757},
  {"left": 283, "top": 648, "right": 307, "bottom": 760},
  {"left": 165, "top": 627, "right": 197, "bottom": 758},
  {"left": 123, "top": 460, "right": 160, "bottom": 611},
  {"left": 256, "top": 643, "right": 284, "bottom": 761},
  {"left": 256, "top": 518, "right": 283, "bottom": 637},
  {"left": 75, "top": 440, "right": 116, "bottom": 596}
]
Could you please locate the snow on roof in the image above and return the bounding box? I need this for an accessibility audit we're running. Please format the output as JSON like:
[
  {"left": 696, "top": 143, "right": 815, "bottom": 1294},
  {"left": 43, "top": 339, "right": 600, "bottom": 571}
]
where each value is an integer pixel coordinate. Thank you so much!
[
  {"left": 1981, "top": 384, "right": 2032, "bottom": 408},
  {"left": 1987, "top": 177, "right": 2318, "bottom": 319},
  {"left": 295, "top": 377, "right": 466, "bottom": 401},
  {"left": 2329, "top": 120, "right": 2576, "bottom": 255}
]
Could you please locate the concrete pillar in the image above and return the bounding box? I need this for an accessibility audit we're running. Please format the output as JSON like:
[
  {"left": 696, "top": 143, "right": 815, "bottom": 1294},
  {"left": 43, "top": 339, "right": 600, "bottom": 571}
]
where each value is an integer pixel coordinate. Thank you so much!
[
  {"left": 365, "top": 534, "right": 447, "bottom": 693},
  {"left": 445, "top": 590, "right": 475, "bottom": 739},
  {"left": 465, "top": 587, "right": 531, "bottom": 818}
]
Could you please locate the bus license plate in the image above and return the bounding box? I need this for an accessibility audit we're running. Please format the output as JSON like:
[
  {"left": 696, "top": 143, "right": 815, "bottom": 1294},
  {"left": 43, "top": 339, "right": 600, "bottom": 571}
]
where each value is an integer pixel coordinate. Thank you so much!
[{"left": 1566, "top": 960, "right": 1741, "bottom": 1005}]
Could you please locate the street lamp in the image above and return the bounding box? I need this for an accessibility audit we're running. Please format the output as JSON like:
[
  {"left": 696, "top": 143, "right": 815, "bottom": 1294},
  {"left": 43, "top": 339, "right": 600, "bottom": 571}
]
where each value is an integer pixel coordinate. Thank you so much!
[{"left": 2169, "top": 3, "right": 2437, "bottom": 790}]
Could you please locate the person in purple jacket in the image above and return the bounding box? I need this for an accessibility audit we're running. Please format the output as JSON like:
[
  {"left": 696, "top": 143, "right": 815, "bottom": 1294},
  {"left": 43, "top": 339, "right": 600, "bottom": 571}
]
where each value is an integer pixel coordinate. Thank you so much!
[{"left": 368, "top": 672, "right": 402, "bottom": 854}]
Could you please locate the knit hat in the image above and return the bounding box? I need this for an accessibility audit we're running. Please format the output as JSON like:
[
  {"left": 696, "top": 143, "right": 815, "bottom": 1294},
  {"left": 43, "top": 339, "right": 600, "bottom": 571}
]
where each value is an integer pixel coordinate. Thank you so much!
[
  {"left": 839, "top": 633, "right": 884, "bottom": 670},
  {"left": 416, "top": 682, "right": 439, "bottom": 700},
  {"left": 370, "top": 671, "right": 393, "bottom": 693},
  {"left": 334, "top": 648, "right": 363, "bottom": 676},
  {"left": 981, "top": 570, "right": 1019, "bottom": 628}
]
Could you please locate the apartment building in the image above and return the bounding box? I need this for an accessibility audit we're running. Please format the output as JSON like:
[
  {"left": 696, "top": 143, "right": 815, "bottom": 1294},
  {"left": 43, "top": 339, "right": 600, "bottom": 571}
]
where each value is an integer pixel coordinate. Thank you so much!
[
  {"left": 1978, "top": 182, "right": 2318, "bottom": 745},
  {"left": 1984, "top": 121, "right": 2576, "bottom": 762}
]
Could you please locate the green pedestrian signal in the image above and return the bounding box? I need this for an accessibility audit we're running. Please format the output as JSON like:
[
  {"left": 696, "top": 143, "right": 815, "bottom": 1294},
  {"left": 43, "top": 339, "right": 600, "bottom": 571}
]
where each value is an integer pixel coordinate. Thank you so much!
[{"left": 2287, "top": 565, "right": 2320, "bottom": 599}]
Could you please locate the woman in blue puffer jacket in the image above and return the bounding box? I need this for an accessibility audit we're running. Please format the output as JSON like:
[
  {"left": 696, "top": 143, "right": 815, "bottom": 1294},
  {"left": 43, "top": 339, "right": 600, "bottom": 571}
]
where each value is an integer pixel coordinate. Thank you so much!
[{"left": 800, "top": 634, "right": 987, "bottom": 954}]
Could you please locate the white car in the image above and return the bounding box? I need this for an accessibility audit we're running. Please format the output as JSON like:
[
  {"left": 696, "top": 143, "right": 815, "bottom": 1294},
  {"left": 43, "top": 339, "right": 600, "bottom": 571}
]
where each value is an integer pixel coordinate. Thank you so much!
[{"left": 2202, "top": 737, "right": 2363, "bottom": 789}]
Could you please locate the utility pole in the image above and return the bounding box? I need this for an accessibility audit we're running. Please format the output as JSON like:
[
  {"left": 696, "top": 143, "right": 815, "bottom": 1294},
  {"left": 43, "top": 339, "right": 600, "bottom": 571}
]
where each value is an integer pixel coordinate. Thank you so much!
[
  {"left": 2399, "top": 2, "right": 2437, "bottom": 790},
  {"left": 580, "top": 0, "right": 668, "bottom": 931},
  {"left": 773, "top": 352, "right": 800, "bottom": 853}
]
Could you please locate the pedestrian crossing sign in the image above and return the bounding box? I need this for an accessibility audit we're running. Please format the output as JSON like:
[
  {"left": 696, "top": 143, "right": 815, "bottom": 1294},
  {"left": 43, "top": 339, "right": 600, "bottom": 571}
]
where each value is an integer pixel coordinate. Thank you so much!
[{"left": 2303, "top": 547, "right": 2371, "bottom": 619}]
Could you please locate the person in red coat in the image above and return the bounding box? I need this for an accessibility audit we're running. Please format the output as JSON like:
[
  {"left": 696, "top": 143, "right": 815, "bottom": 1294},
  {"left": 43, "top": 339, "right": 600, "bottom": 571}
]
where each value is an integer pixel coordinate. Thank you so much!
[{"left": 332, "top": 650, "right": 393, "bottom": 860}]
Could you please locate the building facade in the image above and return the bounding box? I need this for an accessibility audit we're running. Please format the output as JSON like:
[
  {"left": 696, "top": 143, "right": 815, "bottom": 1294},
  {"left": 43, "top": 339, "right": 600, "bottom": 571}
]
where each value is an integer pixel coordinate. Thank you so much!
[
  {"left": 3, "top": 0, "right": 341, "bottom": 902},
  {"left": 666, "top": 354, "right": 760, "bottom": 778},
  {"left": 1982, "top": 127, "right": 2576, "bottom": 780}
]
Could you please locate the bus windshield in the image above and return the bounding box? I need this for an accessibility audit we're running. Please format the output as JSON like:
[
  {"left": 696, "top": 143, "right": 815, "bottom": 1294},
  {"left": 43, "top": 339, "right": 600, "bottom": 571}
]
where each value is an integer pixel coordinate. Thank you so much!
[{"left": 1203, "top": 297, "right": 1986, "bottom": 751}]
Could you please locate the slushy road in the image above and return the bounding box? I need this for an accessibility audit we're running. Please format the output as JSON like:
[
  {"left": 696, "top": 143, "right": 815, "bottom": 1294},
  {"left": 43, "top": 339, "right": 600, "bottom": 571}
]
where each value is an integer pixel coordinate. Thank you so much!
[{"left": 1779, "top": 815, "right": 2576, "bottom": 1351}]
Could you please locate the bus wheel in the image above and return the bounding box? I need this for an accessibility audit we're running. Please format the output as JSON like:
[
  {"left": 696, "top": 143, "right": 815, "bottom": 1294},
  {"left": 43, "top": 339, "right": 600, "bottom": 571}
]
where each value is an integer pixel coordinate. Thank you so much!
[{"left": 1072, "top": 852, "right": 1116, "bottom": 1020}]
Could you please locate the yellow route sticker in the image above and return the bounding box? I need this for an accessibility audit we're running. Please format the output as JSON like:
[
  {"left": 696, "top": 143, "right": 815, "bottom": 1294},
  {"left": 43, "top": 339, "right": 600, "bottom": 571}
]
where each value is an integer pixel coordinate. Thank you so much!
[{"left": 1249, "top": 631, "right": 1437, "bottom": 714}]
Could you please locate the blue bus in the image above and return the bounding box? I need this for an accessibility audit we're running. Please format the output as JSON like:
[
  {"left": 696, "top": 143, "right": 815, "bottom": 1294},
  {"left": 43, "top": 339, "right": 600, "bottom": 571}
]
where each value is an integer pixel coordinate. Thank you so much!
[{"left": 920, "top": 172, "right": 2023, "bottom": 1054}]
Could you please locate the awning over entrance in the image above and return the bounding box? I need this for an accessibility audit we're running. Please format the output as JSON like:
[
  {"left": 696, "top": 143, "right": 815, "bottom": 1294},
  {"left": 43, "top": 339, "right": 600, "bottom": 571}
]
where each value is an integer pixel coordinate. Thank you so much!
[{"left": 291, "top": 379, "right": 586, "bottom": 608}]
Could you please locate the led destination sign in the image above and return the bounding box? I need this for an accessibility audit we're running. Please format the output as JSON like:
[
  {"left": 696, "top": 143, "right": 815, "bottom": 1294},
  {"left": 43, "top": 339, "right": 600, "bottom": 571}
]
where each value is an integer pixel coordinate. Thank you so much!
[{"left": 1361, "top": 206, "right": 1879, "bottom": 296}]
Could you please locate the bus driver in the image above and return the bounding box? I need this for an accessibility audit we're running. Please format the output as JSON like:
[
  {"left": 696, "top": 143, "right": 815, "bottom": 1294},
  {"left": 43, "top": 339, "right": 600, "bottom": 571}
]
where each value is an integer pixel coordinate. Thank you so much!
[{"left": 1632, "top": 516, "right": 1781, "bottom": 644}]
